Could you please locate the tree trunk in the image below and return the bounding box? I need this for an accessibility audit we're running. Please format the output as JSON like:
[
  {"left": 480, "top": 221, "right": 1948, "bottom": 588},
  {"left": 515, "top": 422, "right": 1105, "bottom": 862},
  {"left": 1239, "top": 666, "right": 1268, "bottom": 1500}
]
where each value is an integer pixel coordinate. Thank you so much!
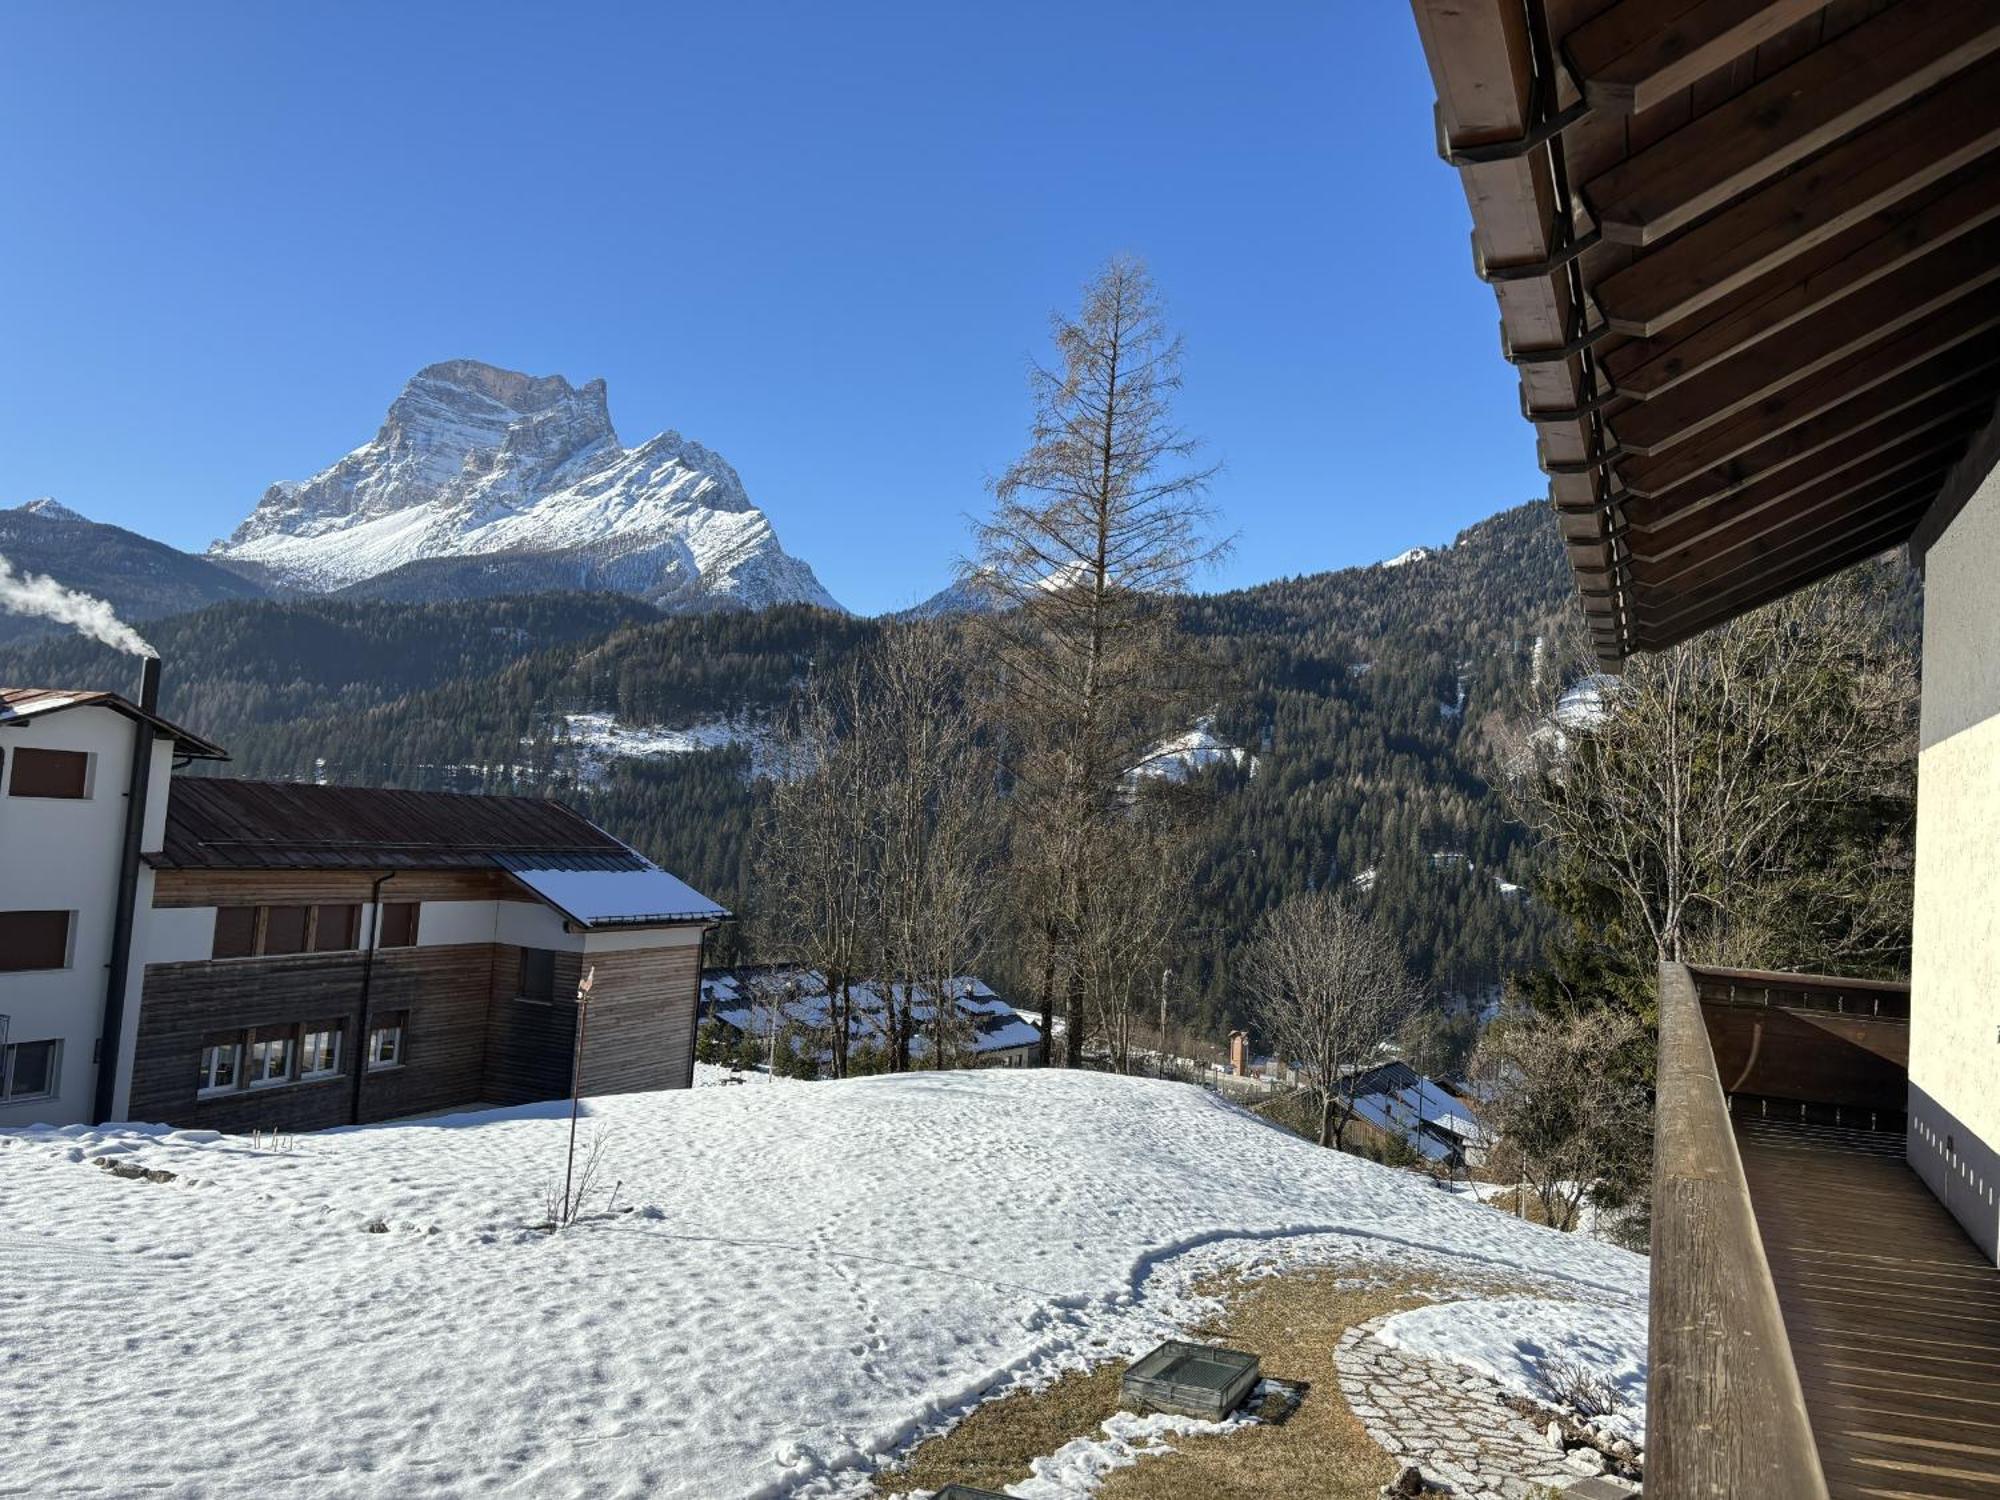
[{"left": 1317, "top": 1092, "right": 1335, "bottom": 1149}]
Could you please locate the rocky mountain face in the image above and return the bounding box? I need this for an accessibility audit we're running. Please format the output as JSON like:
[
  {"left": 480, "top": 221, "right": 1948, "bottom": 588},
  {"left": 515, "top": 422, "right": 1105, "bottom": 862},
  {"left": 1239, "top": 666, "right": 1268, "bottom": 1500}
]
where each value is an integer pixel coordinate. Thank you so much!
[
  {"left": 211, "top": 360, "right": 841, "bottom": 613},
  {"left": 0, "top": 499, "right": 267, "bottom": 646}
]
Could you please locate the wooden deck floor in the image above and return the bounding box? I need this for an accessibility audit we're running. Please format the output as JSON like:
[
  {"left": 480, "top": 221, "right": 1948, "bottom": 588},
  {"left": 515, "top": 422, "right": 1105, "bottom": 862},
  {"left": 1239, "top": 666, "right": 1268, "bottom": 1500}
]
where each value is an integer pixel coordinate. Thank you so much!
[{"left": 1737, "top": 1116, "right": 2000, "bottom": 1500}]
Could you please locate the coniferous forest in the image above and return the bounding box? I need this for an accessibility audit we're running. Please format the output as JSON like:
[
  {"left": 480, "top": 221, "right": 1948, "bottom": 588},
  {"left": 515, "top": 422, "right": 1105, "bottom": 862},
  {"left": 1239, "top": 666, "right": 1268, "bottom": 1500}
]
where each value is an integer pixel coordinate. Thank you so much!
[{"left": 0, "top": 499, "right": 1575, "bottom": 1037}]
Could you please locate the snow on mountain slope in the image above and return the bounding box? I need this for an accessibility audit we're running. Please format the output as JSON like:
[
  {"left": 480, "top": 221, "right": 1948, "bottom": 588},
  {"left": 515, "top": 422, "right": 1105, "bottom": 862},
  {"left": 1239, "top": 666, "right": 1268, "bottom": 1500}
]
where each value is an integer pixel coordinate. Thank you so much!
[
  {"left": 2, "top": 1071, "right": 1645, "bottom": 1499},
  {"left": 211, "top": 360, "right": 841, "bottom": 612}
]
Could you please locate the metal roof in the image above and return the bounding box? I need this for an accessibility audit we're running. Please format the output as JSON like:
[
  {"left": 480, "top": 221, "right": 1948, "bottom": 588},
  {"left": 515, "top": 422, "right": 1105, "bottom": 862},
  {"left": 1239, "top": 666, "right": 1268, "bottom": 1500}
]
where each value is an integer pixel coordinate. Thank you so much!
[
  {"left": 0, "top": 687, "right": 230, "bottom": 760},
  {"left": 154, "top": 777, "right": 631, "bottom": 870},
  {"left": 1409, "top": 0, "right": 2000, "bottom": 665}
]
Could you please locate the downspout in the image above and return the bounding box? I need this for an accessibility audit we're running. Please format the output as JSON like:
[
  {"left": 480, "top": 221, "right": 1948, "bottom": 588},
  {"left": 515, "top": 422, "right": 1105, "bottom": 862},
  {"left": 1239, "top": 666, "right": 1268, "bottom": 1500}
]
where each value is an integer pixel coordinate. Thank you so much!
[
  {"left": 93, "top": 655, "right": 161, "bottom": 1125},
  {"left": 349, "top": 870, "right": 397, "bottom": 1126}
]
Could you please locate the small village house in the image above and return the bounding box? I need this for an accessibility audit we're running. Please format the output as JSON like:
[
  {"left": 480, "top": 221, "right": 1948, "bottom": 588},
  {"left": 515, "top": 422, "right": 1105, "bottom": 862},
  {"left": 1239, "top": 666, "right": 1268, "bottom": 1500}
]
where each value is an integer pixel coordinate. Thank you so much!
[
  {"left": 699, "top": 966, "right": 1042, "bottom": 1073},
  {"left": 1408, "top": 2, "right": 2000, "bottom": 1493},
  {"left": 0, "top": 665, "right": 725, "bottom": 1130}
]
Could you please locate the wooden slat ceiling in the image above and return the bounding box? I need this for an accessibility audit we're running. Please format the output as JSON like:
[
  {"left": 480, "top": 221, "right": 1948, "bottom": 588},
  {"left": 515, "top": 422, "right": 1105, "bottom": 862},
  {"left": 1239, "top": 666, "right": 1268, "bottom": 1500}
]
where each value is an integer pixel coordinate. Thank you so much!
[{"left": 1409, "top": 0, "right": 2000, "bottom": 666}]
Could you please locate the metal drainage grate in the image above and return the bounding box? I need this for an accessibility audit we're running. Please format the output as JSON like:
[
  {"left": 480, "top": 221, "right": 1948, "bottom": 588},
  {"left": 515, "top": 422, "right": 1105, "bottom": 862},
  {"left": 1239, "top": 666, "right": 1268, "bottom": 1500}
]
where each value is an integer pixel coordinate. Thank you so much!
[{"left": 1121, "top": 1339, "right": 1261, "bottom": 1421}]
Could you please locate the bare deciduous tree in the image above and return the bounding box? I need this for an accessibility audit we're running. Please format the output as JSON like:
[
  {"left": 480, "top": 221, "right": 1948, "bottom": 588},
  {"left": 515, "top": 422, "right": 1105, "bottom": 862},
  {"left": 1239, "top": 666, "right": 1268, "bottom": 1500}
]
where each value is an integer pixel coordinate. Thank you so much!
[
  {"left": 1473, "top": 1005, "right": 1651, "bottom": 1233},
  {"left": 971, "top": 256, "right": 1227, "bottom": 1066},
  {"left": 755, "top": 625, "right": 997, "bottom": 1075},
  {"left": 1508, "top": 574, "right": 1917, "bottom": 986},
  {"left": 1241, "top": 889, "right": 1424, "bottom": 1149}
]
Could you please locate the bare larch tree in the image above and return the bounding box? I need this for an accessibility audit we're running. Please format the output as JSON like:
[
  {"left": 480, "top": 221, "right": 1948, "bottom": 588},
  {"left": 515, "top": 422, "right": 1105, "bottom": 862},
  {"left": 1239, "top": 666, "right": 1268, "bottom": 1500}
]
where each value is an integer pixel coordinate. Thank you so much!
[{"left": 971, "top": 255, "right": 1225, "bottom": 1066}]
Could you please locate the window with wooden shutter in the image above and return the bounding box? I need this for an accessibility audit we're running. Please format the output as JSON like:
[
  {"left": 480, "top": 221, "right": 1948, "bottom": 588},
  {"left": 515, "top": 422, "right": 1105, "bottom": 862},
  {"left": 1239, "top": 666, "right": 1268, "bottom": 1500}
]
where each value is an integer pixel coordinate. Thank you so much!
[
  {"left": 377, "top": 901, "right": 420, "bottom": 948},
  {"left": 311, "top": 904, "right": 360, "bottom": 952},
  {"left": 8, "top": 748, "right": 90, "bottom": 799},
  {"left": 0, "top": 910, "right": 72, "bottom": 972},
  {"left": 262, "top": 906, "right": 309, "bottom": 956},
  {"left": 212, "top": 907, "right": 257, "bottom": 960}
]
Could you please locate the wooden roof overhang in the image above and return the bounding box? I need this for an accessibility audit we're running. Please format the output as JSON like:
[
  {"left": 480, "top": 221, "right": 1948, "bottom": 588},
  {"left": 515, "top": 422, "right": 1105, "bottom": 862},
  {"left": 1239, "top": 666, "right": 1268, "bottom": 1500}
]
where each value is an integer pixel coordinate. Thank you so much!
[{"left": 1408, "top": 0, "right": 2000, "bottom": 667}]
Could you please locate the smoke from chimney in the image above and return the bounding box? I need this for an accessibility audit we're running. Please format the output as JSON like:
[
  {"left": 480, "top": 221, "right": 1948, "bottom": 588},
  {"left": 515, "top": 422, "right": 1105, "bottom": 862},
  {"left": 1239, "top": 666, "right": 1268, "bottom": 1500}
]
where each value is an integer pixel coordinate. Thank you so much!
[{"left": 0, "top": 551, "right": 156, "bottom": 658}]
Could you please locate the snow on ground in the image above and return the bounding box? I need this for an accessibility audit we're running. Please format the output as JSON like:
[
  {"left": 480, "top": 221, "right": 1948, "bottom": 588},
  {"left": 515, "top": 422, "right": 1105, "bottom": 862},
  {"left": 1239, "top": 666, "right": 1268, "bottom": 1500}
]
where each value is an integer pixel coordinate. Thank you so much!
[
  {"left": 1371, "top": 1296, "right": 1648, "bottom": 1443},
  {"left": 1553, "top": 674, "right": 1619, "bottom": 731},
  {"left": 0, "top": 1071, "right": 1644, "bottom": 1499},
  {"left": 1380, "top": 546, "right": 1435, "bottom": 568},
  {"left": 551, "top": 709, "right": 776, "bottom": 783},
  {"left": 1126, "top": 716, "right": 1255, "bottom": 784}
]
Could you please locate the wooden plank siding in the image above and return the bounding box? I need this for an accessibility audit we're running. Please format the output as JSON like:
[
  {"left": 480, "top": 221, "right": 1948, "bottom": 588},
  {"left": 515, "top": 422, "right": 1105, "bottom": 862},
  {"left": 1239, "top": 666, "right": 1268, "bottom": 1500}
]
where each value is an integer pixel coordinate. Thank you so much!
[
  {"left": 151, "top": 867, "right": 520, "bottom": 907},
  {"left": 131, "top": 944, "right": 501, "bottom": 1131},
  {"left": 131, "top": 935, "right": 705, "bottom": 1129},
  {"left": 577, "top": 943, "right": 703, "bottom": 1096},
  {"left": 481, "top": 944, "right": 583, "bottom": 1106}
]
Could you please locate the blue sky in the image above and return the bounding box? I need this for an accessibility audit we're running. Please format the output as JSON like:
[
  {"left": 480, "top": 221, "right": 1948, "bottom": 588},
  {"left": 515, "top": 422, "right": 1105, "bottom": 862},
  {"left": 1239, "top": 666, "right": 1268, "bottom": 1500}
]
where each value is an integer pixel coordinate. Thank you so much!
[{"left": 0, "top": 2, "right": 1540, "bottom": 616}]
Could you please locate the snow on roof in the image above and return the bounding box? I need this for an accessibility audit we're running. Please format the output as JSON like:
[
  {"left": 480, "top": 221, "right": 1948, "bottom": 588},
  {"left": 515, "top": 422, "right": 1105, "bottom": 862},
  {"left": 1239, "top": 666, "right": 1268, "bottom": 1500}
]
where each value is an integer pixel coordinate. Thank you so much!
[
  {"left": 504, "top": 856, "right": 727, "bottom": 927},
  {"left": 0, "top": 1072, "right": 1646, "bottom": 1499},
  {"left": 701, "top": 967, "right": 1038, "bottom": 1057}
]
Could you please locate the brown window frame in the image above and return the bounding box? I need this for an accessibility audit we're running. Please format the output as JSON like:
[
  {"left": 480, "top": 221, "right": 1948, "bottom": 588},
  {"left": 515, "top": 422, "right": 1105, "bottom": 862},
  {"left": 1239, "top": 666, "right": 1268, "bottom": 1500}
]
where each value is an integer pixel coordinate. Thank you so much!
[
  {"left": 310, "top": 904, "right": 360, "bottom": 953},
  {"left": 212, "top": 907, "right": 258, "bottom": 960},
  {"left": 0, "top": 910, "right": 73, "bottom": 972},
  {"left": 376, "top": 901, "right": 420, "bottom": 949},
  {"left": 209, "top": 903, "right": 370, "bottom": 961},
  {"left": 517, "top": 947, "right": 557, "bottom": 1004},
  {"left": 7, "top": 747, "right": 91, "bottom": 799}
]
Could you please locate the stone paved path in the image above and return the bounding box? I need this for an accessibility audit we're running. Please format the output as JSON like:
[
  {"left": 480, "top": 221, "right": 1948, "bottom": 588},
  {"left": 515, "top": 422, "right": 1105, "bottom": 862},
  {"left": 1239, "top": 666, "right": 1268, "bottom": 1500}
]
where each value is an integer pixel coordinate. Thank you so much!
[{"left": 1334, "top": 1318, "right": 1603, "bottom": 1499}]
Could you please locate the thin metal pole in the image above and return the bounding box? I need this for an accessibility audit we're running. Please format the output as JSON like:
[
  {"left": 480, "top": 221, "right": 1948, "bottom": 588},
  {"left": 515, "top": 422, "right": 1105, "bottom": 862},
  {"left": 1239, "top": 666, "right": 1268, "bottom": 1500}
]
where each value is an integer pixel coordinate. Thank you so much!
[{"left": 561, "top": 966, "right": 595, "bottom": 1224}]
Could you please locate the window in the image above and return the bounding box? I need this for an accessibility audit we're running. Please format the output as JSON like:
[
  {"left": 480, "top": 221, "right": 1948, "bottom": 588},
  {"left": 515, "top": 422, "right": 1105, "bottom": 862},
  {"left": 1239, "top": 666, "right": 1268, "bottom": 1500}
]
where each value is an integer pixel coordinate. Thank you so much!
[
  {"left": 212, "top": 907, "right": 257, "bottom": 960},
  {"left": 261, "top": 906, "right": 310, "bottom": 956},
  {"left": 212, "top": 903, "right": 367, "bottom": 960},
  {"left": 366, "top": 1014, "right": 407, "bottom": 1071},
  {"left": 246, "top": 1029, "right": 295, "bottom": 1088},
  {"left": 198, "top": 1038, "right": 241, "bottom": 1096},
  {"left": 298, "top": 1023, "right": 343, "bottom": 1080},
  {"left": 8, "top": 747, "right": 89, "bottom": 799},
  {"left": 311, "top": 904, "right": 360, "bottom": 953},
  {"left": 518, "top": 947, "right": 557, "bottom": 1003},
  {"left": 1, "top": 1039, "right": 61, "bottom": 1102},
  {"left": 377, "top": 901, "right": 420, "bottom": 948},
  {"left": 0, "top": 910, "right": 72, "bottom": 972}
]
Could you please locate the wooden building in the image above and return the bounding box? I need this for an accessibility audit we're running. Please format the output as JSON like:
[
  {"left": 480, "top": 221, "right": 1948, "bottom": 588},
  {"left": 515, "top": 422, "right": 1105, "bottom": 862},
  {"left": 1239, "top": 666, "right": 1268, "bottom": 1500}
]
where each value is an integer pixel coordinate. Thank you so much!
[
  {"left": 1406, "top": 2, "right": 2000, "bottom": 1495},
  {"left": 2, "top": 681, "right": 726, "bottom": 1131}
]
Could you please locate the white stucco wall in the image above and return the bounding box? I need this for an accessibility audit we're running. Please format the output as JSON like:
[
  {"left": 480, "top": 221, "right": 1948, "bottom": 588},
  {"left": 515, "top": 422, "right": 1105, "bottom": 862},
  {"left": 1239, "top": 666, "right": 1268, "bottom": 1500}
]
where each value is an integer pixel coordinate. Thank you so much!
[
  {"left": 0, "top": 707, "right": 173, "bottom": 1126},
  {"left": 1909, "top": 449, "right": 2000, "bottom": 1258}
]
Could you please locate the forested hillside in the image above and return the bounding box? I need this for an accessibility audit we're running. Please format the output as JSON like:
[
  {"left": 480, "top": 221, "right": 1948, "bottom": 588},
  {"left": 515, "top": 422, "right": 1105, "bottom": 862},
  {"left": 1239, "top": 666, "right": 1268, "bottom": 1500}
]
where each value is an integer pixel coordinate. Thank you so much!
[{"left": 0, "top": 500, "right": 1576, "bottom": 1033}]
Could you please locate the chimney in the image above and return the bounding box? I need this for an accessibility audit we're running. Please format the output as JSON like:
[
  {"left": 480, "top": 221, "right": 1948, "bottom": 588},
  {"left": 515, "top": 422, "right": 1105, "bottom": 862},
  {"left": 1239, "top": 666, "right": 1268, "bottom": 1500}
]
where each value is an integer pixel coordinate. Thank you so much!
[{"left": 93, "top": 654, "right": 161, "bottom": 1123}]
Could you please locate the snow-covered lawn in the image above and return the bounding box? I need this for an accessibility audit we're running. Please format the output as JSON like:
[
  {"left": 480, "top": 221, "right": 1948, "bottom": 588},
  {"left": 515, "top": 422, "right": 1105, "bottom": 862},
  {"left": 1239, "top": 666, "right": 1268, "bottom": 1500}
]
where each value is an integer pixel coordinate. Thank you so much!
[{"left": 0, "top": 1071, "right": 1643, "bottom": 1498}]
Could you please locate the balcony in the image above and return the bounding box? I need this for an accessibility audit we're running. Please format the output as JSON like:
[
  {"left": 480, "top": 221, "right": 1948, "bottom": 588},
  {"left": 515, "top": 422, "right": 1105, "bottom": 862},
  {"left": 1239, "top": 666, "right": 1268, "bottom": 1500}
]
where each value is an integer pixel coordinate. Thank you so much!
[{"left": 1652, "top": 963, "right": 2000, "bottom": 1500}]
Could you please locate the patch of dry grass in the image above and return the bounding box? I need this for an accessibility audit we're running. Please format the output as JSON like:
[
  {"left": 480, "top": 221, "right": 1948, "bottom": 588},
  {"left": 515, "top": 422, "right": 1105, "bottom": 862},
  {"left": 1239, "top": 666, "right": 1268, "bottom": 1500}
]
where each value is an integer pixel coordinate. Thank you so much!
[{"left": 879, "top": 1261, "right": 1532, "bottom": 1500}]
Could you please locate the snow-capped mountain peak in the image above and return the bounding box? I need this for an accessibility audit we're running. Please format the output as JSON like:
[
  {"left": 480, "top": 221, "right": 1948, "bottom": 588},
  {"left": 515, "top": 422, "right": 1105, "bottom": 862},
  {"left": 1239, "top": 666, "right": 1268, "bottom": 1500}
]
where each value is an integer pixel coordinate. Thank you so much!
[
  {"left": 211, "top": 360, "right": 840, "bottom": 612},
  {"left": 14, "top": 497, "right": 87, "bottom": 523}
]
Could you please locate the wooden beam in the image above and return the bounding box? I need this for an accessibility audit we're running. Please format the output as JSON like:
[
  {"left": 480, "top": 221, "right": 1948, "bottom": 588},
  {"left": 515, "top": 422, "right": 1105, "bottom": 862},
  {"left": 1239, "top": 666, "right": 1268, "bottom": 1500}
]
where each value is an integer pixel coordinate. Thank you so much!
[
  {"left": 1909, "top": 389, "right": 2000, "bottom": 564},
  {"left": 1608, "top": 219, "right": 2000, "bottom": 456},
  {"left": 1628, "top": 460, "right": 1958, "bottom": 590},
  {"left": 1618, "top": 347, "right": 2000, "bottom": 503},
  {"left": 1624, "top": 393, "right": 1997, "bottom": 541},
  {"left": 1586, "top": 0, "right": 2000, "bottom": 245},
  {"left": 1563, "top": 0, "right": 1834, "bottom": 116},
  {"left": 1601, "top": 163, "right": 2000, "bottom": 400},
  {"left": 1594, "top": 53, "right": 2000, "bottom": 335},
  {"left": 1612, "top": 290, "right": 2000, "bottom": 495},
  {"left": 1634, "top": 498, "right": 1931, "bottom": 637}
]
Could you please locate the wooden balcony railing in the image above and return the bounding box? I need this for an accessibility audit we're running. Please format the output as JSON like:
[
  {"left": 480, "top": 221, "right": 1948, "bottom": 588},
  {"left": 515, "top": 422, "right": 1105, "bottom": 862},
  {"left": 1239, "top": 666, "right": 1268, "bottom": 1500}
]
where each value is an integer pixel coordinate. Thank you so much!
[{"left": 1650, "top": 961, "right": 1829, "bottom": 1500}]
